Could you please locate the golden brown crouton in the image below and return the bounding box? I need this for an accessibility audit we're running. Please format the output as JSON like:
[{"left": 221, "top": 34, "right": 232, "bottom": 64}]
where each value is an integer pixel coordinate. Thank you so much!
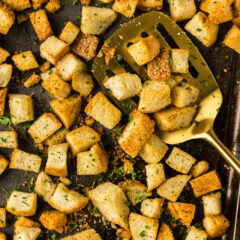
[
  {"left": 157, "top": 223, "right": 174, "bottom": 240},
  {"left": 0, "top": 3, "right": 15, "bottom": 35},
  {"left": 40, "top": 62, "right": 51, "bottom": 73},
  {"left": 0, "top": 208, "right": 6, "bottom": 227},
  {"left": 15, "top": 217, "right": 40, "bottom": 228},
  {"left": 0, "top": 47, "right": 10, "bottom": 64},
  {"left": 141, "top": 198, "right": 165, "bottom": 219},
  {"left": 0, "top": 88, "right": 7, "bottom": 116},
  {"left": 113, "top": 0, "right": 138, "bottom": 18},
  {"left": 45, "top": 128, "right": 68, "bottom": 147},
  {"left": 61, "top": 229, "right": 102, "bottom": 240},
  {"left": 17, "top": 14, "right": 28, "bottom": 24},
  {"left": 0, "top": 131, "right": 18, "bottom": 148},
  {"left": 2, "top": 0, "right": 31, "bottom": 11},
  {"left": 0, "top": 233, "right": 6, "bottom": 240},
  {"left": 123, "top": 159, "right": 134, "bottom": 174},
  {"left": 45, "top": 0, "right": 61, "bottom": 13},
  {"left": 32, "top": 0, "right": 48, "bottom": 9},
  {"left": 24, "top": 72, "right": 41, "bottom": 88},
  {"left": 0, "top": 154, "right": 8, "bottom": 175},
  {"left": 224, "top": 25, "right": 240, "bottom": 54},
  {"left": 117, "top": 228, "right": 131, "bottom": 240},
  {"left": 137, "top": 0, "right": 163, "bottom": 11},
  {"left": 81, "top": 0, "right": 91, "bottom": 4},
  {"left": 59, "top": 21, "right": 80, "bottom": 45}
]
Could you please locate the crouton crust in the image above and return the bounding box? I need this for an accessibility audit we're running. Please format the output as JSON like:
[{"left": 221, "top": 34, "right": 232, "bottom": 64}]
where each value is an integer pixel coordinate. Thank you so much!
[
  {"left": 137, "top": 0, "right": 163, "bottom": 11},
  {"left": 0, "top": 131, "right": 18, "bottom": 148},
  {"left": 24, "top": 73, "right": 41, "bottom": 88},
  {"left": 45, "top": 0, "right": 61, "bottom": 13},
  {"left": 0, "top": 233, "right": 6, "bottom": 240},
  {"left": 224, "top": 25, "right": 240, "bottom": 54},
  {"left": 0, "top": 3, "right": 15, "bottom": 35},
  {"left": 0, "top": 154, "right": 8, "bottom": 175},
  {"left": 157, "top": 223, "right": 174, "bottom": 240},
  {"left": 0, "top": 88, "right": 7, "bottom": 116},
  {"left": 15, "top": 217, "right": 40, "bottom": 228},
  {"left": 0, "top": 47, "right": 10, "bottom": 64}
]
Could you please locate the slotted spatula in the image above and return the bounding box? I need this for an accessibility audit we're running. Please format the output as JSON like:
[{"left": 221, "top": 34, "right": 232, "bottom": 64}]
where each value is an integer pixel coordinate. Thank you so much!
[{"left": 92, "top": 11, "right": 240, "bottom": 175}]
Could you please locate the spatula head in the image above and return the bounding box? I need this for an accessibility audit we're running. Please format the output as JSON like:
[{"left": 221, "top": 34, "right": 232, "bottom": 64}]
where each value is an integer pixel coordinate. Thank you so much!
[{"left": 93, "top": 11, "right": 222, "bottom": 144}]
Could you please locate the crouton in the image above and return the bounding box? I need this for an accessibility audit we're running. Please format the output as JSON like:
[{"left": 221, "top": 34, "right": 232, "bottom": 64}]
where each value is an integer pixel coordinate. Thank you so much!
[
  {"left": 185, "top": 226, "right": 208, "bottom": 240},
  {"left": 113, "top": 0, "right": 138, "bottom": 18},
  {"left": 137, "top": 0, "right": 163, "bottom": 11},
  {"left": 72, "top": 72, "right": 94, "bottom": 97},
  {"left": 40, "top": 36, "right": 70, "bottom": 65},
  {"left": 6, "top": 191, "right": 37, "bottom": 216},
  {"left": 171, "top": 49, "right": 189, "bottom": 74},
  {"left": 0, "top": 88, "right": 7, "bottom": 115},
  {"left": 45, "top": 128, "right": 68, "bottom": 147},
  {"left": 128, "top": 35, "right": 160, "bottom": 65},
  {"left": 40, "top": 62, "right": 50, "bottom": 73},
  {"left": 50, "top": 95, "right": 81, "bottom": 129},
  {"left": 129, "top": 212, "right": 159, "bottom": 240},
  {"left": 0, "top": 208, "right": 6, "bottom": 228},
  {"left": 10, "top": 149, "right": 42, "bottom": 173},
  {"left": 157, "top": 223, "right": 174, "bottom": 240},
  {"left": 0, "top": 154, "right": 8, "bottom": 175},
  {"left": 185, "top": 12, "right": 219, "bottom": 47},
  {"left": 138, "top": 81, "right": 171, "bottom": 113},
  {"left": 14, "top": 226, "right": 41, "bottom": 240},
  {"left": 32, "top": 0, "right": 48, "bottom": 9},
  {"left": 166, "top": 75, "right": 184, "bottom": 89},
  {"left": 117, "top": 229, "right": 131, "bottom": 240},
  {"left": 154, "top": 105, "right": 197, "bottom": 131},
  {"left": 56, "top": 53, "right": 87, "bottom": 81},
  {"left": 28, "top": 113, "right": 62, "bottom": 143},
  {"left": 59, "top": 21, "right": 80, "bottom": 44},
  {"left": 39, "top": 210, "right": 67, "bottom": 233},
  {"left": 191, "top": 160, "right": 209, "bottom": 177},
  {"left": 61, "top": 229, "right": 102, "bottom": 240},
  {"left": 14, "top": 217, "right": 39, "bottom": 228},
  {"left": 123, "top": 159, "right": 134, "bottom": 174},
  {"left": 141, "top": 198, "right": 165, "bottom": 219},
  {"left": 165, "top": 147, "right": 196, "bottom": 174},
  {"left": 85, "top": 92, "right": 122, "bottom": 129},
  {"left": 0, "top": 47, "right": 10, "bottom": 64},
  {"left": 24, "top": 72, "right": 41, "bottom": 88},
  {"left": 203, "top": 214, "right": 230, "bottom": 238},
  {"left": 200, "top": 0, "right": 221, "bottom": 13},
  {"left": 0, "top": 64, "right": 12, "bottom": 87},
  {"left": 72, "top": 33, "right": 99, "bottom": 61},
  {"left": 190, "top": 170, "right": 222, "bottom": 197},
  {"left": 224, "top": 25, "right": 240, "bottom": 54},
  {"left": 202, "top": 192, "right": 222, "bottom": 216},
  {"left": 119, "top": 110, "right": 155, "bottom": 158},
  {"left": 45, "top": 0, "right": 61, "bottom": 13},
  {"left": 49, "top": 183, "right": 89, "bottom": 213},
  {"left": 104, "top": 73, "right": 142, "bottom": 101},
  {"left": 9, "top": 94, "right": 34, "bottom": 125},
  {"left": 157, "top": 175, "right": 191, "bottom": 201},
  {"left": 0, "top": 233, "right": 5, "bottom": 240},
  {"left": 66, "top": 126, "right": 100, "bottom": 156},
  {"left": 41, "top": 68, "right": 56, "bottom": 81},
  {"left": 17, "top": 14, "right": 28, "bottom": 24},
  {"left": 0, "top": 3, "right": 15, "bottom": 35},
  {"left": 81, "top": 6, "right": 117, "bottom": 35},
  {"left": 34, "top": 171, "right": 56, "bottom": 203},
  {"left": 81, "top": 0, "right": 91, "bottom": 4},
  {"left": 119, "top": 180, "right": 152, "bottom": 206},
  {"left": 233, "top": 16, "right": 240, "bottom": 27},
  {"left": 0, "top": 131, "right": 18, "bottom": 148},
  {"left": 42, "top": 72, "right": 71, "bottom": 99},
  {"left": 89, "top": 182, "right": 130, "bottom": 229}
]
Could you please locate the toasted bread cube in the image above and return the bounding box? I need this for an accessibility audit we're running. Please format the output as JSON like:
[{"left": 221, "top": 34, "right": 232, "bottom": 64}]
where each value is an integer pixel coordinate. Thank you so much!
[
  {"left": 191, "top": 160, "right": 209, "bottom": 177},
  {"left": 190, "top": 170, "right": 222, "bottom": 197},
  {"left": 202, "top": 192, "right": 222, "bottom": 216},
  {"left": 89, "top": 182, "right": 130, "bottom": 229},
  {"left": 122, "top": 159, "right": 134, "bottom": 174},
  {"left": 0, "top": 233, "right": 5, "bottom": 240},
  {"left": 0, "top": 154, "right": 8, "bottom": 175},
  {"left": 59, "top": 21, "right": 80, "bottom": 44},
  {"left": 116, "top": 229, "right": 131, "bottom": 240},
  {"left": 0, "top": 47, "right": 10, "bottom": 64},
  {"left": 42, "top": 73, "right": 71, "bottom": 99},
  {"left": 81, "top": 6, "right": 117, "bottom": 35},
  {"left": 17, "top": 14, "right": 29, "bottom": 24},
  {"left": 32, "top": 0, "right": 48, "bottom": 9},
  {"left": 203, "top": 214, "right": 230, "bottom": 238},
  {"left": 154, "top": 105, "right": 197, "bottom": 131},
  {"left": 166, "top": 75, "right": 184, "bottom": 89},
  {"left": 66, "top": 126, "right": 100, "bottom": 156},
  {"left": 157, "top": 223, "right": 174, "bottom": 240},
  {"left": 24, "top": 73, "right": 41, "bottom": 88},
  {"left": 6, "top": 191, "right": 37, "bottom": 216},
  {"left": 119, "top": 110, "right": 155, "bottom": 158},
  {"left": 50, "top": 95, "right": 81, "bottom": 129},
  {"left": 61, "top": 229, "right": 102, "bottom": 240},
  {"left": 224, "top": 25, "right": 240, "bottom": 54},
  {"left": 56, "top": 53, "right": 87, "bottom": 81},
  {"left": 157, "top": 175, "right": 191, "bottom": 201},
  {"left": 45, "top": 128, "right": 68, "bottom": 147},
  {"left": 233, "top": 16, "right": 240, "bottom": 27},
  {"left": 39, "top": 210, "right": 67, "bottom": 233},
  {"left": 0, "top": 131, "right": 18, "bottom": 148},
  {"left": 165, "top": 147, "right": 196, "bottom": 174},
  {"left": 72, "top": 72, "right": 94, "bottom": 97},
  {"left": 141, "top": 198, "right": 165, "bottom": 219},
  {"left": 186, "top": 226, "right": 208, "bottom": 240},
  {"left": 59, "top": 177, "right": 72, "bottom": 185},
  {"left": 137, "top": 0, "right": 163, "bottom": 10},
  {"left": 0, "top": 88, "right": 7, "bottom": 115},
  {"left": 41, "top": 68, "right": 56, "bottom": 81},
  {"left": 113, "top": 0, "right": 138, "bottom": 17},
  {"left": 138, "top": 81, "right": 171, "bottom": 113},
  {"left": 185, "top": 12, "right": 219, "bottom": 47},
  {"left": 129, "top": 212, "right": 159, "bottom": 240},
  {"left": 0, "top": 3, "right": 15, "bottom": 35},
  {"left": 15, "top": 217, "right": 40, "bottom": 228},
  {"left": 85, "top": 92, "right": 122, "bottom": 129},
  {"left": 0, "top": 64, "right": 12, "bottom": 87},
  {"left": 28, "top": 113, "right": 62, "bottom": 143},
  {"left": 200, "top": 0, "right": 221, "bottom": 13},
  {"left": 40, "top": 36, "right": 70, "bottom": 65},
  {"left": 171, "top": 49, "right": 189, "bottom": 74},
  {"left": 40, "top": 62, "right": 50, "bottom": 73},
  {"left": 45, "top": 0, "right": 61, "bottom": 13},
  {"left": 14, "top": 226, "right": 41, "bottom": 240},
  {"left": 128, "top": 36, "right": 160, "bottom": 65},
  {"left": 2, "top": 0, "right": 31, "bottom": 11},
  {"left": 0, "top": 208, "right": 6, "bottom": 227},
  {"left": 104, "top": 73, "right": 142, "bottom": 101}
]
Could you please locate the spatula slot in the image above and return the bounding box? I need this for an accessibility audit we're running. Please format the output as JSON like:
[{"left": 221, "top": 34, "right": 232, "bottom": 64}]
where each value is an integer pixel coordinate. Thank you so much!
[
  {"left": 127, "top": 42, "right": 134, "bottom": 48},
  {"left": 188, "top": 61, "right": 199, "bottom": 78},
  {"left": 141, "top": 31, "right": 149, "bottom": 38},
  {"left": 105, "top": 69, "right": 115, "bottom": 78}
]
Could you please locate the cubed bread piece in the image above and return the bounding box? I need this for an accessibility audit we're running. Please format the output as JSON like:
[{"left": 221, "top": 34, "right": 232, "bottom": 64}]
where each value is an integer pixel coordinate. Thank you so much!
[
  {"left": 49, "top": 183, "right": 89, "bottom": 213},
  {"left": 0, "top": 64, "right": 12, "bottom": 87},
  {"left": 42, "top": 72, "right": 71, "bottom": 99},
  {"left": 59, "top": 177, "right": 72, "bottom": 185},
  {"left": 0, "top": 208, "right": 6, "bottom": 227},
  {"left": 89, "top": 182, "right": 130, "bottom": 229},
  {"left": 32, "top": 0, "right": 48, "bottom": 9},
  {"left": 129, "top": 212, "right": 159, "bottom": 240},
  {"left": 185, "top": 12, "right": 219, "bottom": 47},
  {"left": 224, "top": 25, "right": 240, "bottom": 54},
  {"left": 72, "top": 72, "right": 94, "bottom": 97},
  {"left": 6, "top": 191, "right": 37, "bottom": 216},
  {"left": 45, "top": 0, "right": 61, "bottom": 13},
  {"left": 171, "top": 49, "right": 189, "bottom": 74},
  {"left": 0, "top": 88, "right": 7, "bottom": 115},
  {"left": 235, "top": 0, "right": 240, "bottom": 14},
  {"left": 119, "top": 109, "right": 155, "bottom": 158},
  {"left": 15, "top": 217, "right": 40, "bottom": 228},
  {"left": 123, "top": 159, "right": 134, "bottom": 174},
  {"left": 34, "top": 171, "right": 56, "bottom": 203},
  {"left": 45, "top": 128, "right": 68, "bottom": 147},
  {"left": 24, "top": 73, "right": 41, "bottom": 88},
  {"left": 61, "top": 229, "right": 102, "bottom": 240},
  {"left": 104, "top": 73, "right": 142, "bottom": 101},
  {"left": 56, "top": 53, "right": 87, "bottom": 81},
  {"left": 40, "top": 36, "right": 70, "bottom": 65},
  {"left": 119, "top": 180, "right": 152, "bottom": 206},
  {"left": 117, "top": 228, "right": 131, "bottom": 240},
  {"left": 28, "top": 113, "right": 62, "bottom": 143},
  {"left": 30, "top": 10, "right": 53, "bottom": 41},
  {"left": 185, "top": 226, "right": 208, "bottom": 240},
  {"left": 157, "top": 223, "right": 174, "bottom": 240},
  {"left": 85, "top": 92, "right": 122, "bottom": 129},
  {"left": 50, "top": 95, "right": 81, "bottom": 129},
  {"left": 113, "top": 0, "right": 138, "bottom": 17},
  {"left": 233, "top": 17, "right": 240, "bottom": 27},
  {"left": 66, "top": 126, "right": 100, "bottom": 156},
  {"left": 0, "top": 233, "right": 5, "bottom": 240},
  {"left": 39, "top": 210, "right": 67, "bottom": 233},
  {"left": 200, "top": 0, "right": 222, "bottom": 13},
  {"left": 202, "top": 192, "right": 222, "bottom": 216},
  {"left": 72, "top": 33, "right": 99, "bottom": 61},
  {"left": 167, "top": 75, "right": 184, "bottom": 89},
  {"left": 81, "top": 6, "right": 117, "bottom": 35},
  {"left": 137, "top": 0, "right": 163, "bottom": 10},
  {"left": 2, "top": 0, "right": 31, "bottom": 11},
  {"left": 128, "top": 35, "right": 160, "bottom": 65},
  {"left": 138, "top": 81, "right": 171, "bottom": 113},
  {"left": 0, "top": 131, "right": 18, "bottom": 148},
  {"left": 0, "top": 154, "right": 8, "bottom": 175},
  {"left": 41, "top": 68, "right": 56, "bottom": 81},
  {"left": 190, "top": 170, "right": 222, "bottom": 197},
  {"left": 154, "top": 105, "right": 197, "bottom": 131},
  {"left": 9, "top": 94, "right": 34, "bottom": 125},
  {"left": 140, "top": 198, "right": 165, "bottom": 219},
  {"left": 168, "top": 202, "right": 196, "bottom": 226},
  {"left": 191, "top": 160, "right": 209, "bottom": 177},
  {"left": 203, "top": 214, "right": 230, "bottom": 238},
  {"left": 17, "top": 14, "right": 28, "bottom": 24},
  {"left": 0, "top": 47, "right": 10, "bottom": 64},
  {"left": 0, "top": 3, "right": 15, "bottom": 35},
  {"left": 59, "top": 21, "right": 80, "bottom": 44},
  {"left": 165, "top": 147, "right": 196, "bottom": 174},
  {"left": 40, "top": 62, "right": 50, "bottom": 73},
  {"left": 157, "top": 175, "right": 191, "bottom": 201},
  {"left": 13, "top": 226, "right": 41, "bottom": 240}
]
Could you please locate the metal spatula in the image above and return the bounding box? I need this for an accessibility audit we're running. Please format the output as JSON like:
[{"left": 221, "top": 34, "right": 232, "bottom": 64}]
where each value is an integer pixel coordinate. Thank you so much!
[{"left": 92, "top": 11, "right": 240, "bottom": 175}]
